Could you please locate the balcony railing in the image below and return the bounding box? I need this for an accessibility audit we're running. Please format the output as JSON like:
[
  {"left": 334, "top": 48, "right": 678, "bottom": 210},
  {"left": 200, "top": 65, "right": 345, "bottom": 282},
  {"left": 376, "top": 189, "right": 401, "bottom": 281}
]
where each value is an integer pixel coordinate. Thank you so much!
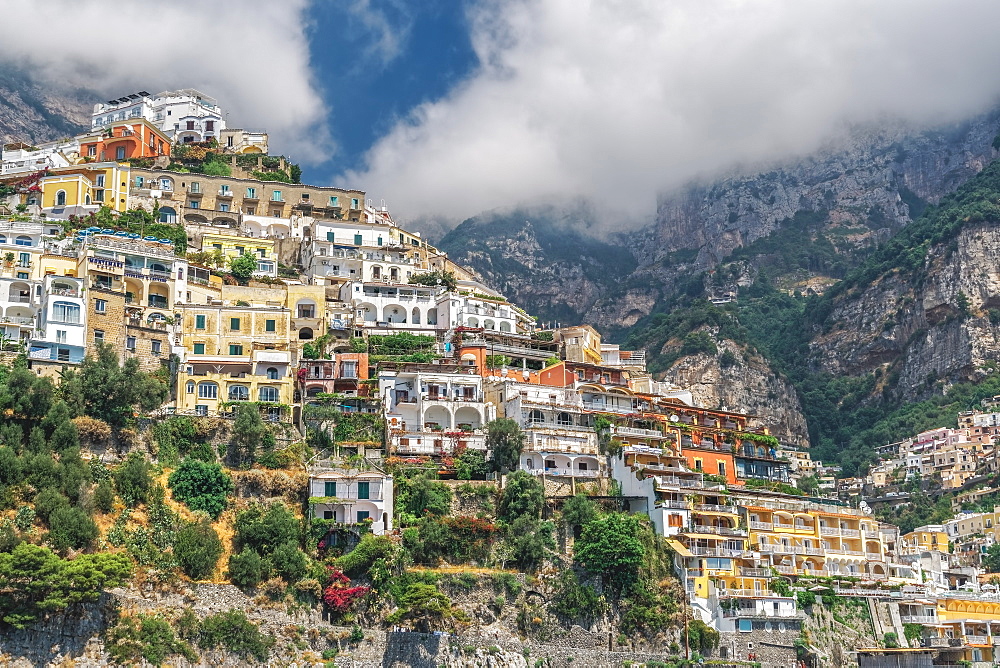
[
  {"left": 694, "top": 503, "right": 738, "bottom": 514},
  {"left": 965, "top": 635, "right": 988, "bottom": 645},
  {"left": 750, "top": 521, "right": 773, "bottom": 531},
  {"left": 739, "top": 568, "right": 772, "bottom": 578},
  {"left": 526, "top": 468, "right": 599, "bottom": 478},
  {"left": 688, "top": 546, "right": 744, "bottom": 557}
]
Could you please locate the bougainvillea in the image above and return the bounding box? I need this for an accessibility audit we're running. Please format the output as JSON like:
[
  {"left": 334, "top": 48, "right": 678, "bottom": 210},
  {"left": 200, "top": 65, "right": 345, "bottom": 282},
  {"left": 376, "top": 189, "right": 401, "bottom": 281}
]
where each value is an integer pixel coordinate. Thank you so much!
[{"left": 322, "top": 568, "right": 371, "bottom": 612}]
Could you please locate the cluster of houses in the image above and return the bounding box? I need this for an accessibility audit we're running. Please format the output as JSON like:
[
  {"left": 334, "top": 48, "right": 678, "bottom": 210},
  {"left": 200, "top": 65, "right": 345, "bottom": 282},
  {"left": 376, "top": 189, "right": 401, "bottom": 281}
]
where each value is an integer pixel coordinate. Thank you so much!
[{"left": 5, "top": 89, "right": 1000, "bottom": 666}]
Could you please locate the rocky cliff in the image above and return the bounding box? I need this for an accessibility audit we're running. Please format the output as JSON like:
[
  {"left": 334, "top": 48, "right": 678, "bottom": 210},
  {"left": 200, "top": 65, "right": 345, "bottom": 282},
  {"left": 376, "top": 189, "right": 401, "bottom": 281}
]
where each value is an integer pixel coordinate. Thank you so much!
[
  {"left": 662, "top": 339, "right": 810, "bottom": 446},
  {"left": 0, "top": 64, "right": 94, "bottom": 145}
]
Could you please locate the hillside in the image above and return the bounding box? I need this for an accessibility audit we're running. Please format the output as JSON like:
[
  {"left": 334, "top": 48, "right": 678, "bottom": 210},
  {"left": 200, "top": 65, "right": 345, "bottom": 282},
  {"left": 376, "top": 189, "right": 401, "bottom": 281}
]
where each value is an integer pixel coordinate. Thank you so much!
[{"left": 0, "top": 64, "right": 94, "bottom": 145}]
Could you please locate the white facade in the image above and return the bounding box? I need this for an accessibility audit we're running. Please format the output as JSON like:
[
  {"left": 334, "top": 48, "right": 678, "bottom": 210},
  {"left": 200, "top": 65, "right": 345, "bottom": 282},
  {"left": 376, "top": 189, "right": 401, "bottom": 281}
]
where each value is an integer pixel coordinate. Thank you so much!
[
  {"left": 436, "top": 292, "right": 521, "bottom": 333},
  {"left": 34, "top": 275, "right": 87, "bottom": 363},
  {"left": 92, "top": 89, "right": 225, "bottom": 142},
  {"left": 381, "top": 368, "right": 493, "bottom": 454},
  {"left": 340, "top": 281, "right": 443, "bottom": 335},
  {"left": 1, "top": 140, "right": 77, "bottom": 176},
  {"left": 310, "top": 470, "right": 393, "bottom": 534}
]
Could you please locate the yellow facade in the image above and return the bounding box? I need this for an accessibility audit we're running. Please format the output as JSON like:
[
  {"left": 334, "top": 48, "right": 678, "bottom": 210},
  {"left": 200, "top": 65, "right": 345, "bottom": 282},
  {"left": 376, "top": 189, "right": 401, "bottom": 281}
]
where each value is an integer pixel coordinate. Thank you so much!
[
  {"left": 38, "top": 163, "right": 130, "bottom": 213},
  {"left": 175, "top": 285, "right": 295, "bottom": 419},
  {"left": 901, "top": 527, "right": 949, "bottom": 554}
]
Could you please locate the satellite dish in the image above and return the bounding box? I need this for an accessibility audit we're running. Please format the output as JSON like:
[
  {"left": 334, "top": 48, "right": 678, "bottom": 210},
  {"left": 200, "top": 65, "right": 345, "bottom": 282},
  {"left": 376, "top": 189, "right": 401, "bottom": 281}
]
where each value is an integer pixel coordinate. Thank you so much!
[{"left": 670, "top": 415, "right": 679, "bottom": 422}]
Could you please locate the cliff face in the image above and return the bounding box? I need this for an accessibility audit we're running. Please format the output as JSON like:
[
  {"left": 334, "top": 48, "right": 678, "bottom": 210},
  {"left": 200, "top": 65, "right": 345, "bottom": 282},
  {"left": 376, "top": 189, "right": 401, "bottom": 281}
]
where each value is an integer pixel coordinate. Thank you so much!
[
  {"left": 661, "top": 338, "right": 810, "bottom": 446},
  {"left": 810, "top": 221, "right": 1000, "bottom": 397},
  {"left": 649, "top": 112, "right": 1000, "bottom": 268},
  {"left": 0, "top": 64, "right": 94, "bottom": 145}
]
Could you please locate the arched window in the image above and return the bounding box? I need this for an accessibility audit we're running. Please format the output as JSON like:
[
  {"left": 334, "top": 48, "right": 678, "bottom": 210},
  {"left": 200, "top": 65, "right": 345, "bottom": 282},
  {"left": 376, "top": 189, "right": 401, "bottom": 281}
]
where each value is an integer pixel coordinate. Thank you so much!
[
  {"left": 266, "top": 367, "right": 279, "bottom": 380},
  {"left": 56, "top": 190, "right": 66, "bottom": 206},
  {"left": 0, "top": 234, "right": 7, "bottom": 243},
  {"left": 85, "top": 194, "right": 91, "bottom": 205},
  {"left": 186, "top": 381, "right": 195, "bottom": 394},
  {"left": 197, "top": 382, "right": 218, "bottom": 399},
  {"left": 259, "top": 386, "right": 279, "bottom": 402},
  {"left": 14, "top": 235, "right": 32, "bottom": 247},
  {"left": 557, "top": 412, "right": 572, "bottom": 426},
  {"left": 51, "top": 302, "right": 81, "bottom": 323},
  {"left": 298, "top": 327, "right": 313, "bottom": 340},
  {"left": 529, "top": 409, "right": 544, "bottom": 424},
  {"left": 228, "top": 385, "right": 249, "bottom": 401}
]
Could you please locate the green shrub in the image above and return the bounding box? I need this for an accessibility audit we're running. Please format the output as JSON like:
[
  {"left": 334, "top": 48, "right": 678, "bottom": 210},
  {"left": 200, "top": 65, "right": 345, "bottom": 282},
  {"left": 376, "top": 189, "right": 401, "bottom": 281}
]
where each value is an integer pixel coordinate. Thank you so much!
[
  {"left": 106, "top": 613, "right": 197, "bottom": 665},
  {"left": 550, "top": 569, "right": 604, "bottom": 620},
  {"left": 174, "top": 520, "right": 223, "bottom": 580},
  {"left": 270, "top": 541, "right": 308, "bottom": 583},
  {"left": 198, "top": 610, "right": 273, "bottom": 662},
  {"left": 47, "top": 505, "right": 98, "bottom": 551},
  {"left": 227, "top": 548, "right": 269, "bottom": 588},
  {"left": 114, "top": 453, "right": 153, "bottom": 505},
  {"left": 94, "top": 479, "right": 115, "bottom": 513},
  {"left": 168, "top": 459, "right": 233, "bottom": 519}
]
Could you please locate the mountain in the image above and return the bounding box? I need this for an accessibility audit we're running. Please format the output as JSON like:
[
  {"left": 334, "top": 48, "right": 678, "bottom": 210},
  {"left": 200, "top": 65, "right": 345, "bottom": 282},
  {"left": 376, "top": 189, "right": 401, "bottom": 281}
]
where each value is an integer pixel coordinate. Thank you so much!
[
  {"left": 438, "top": 111, "right": 1000, "bottom": 465},
  {"left": 0, "top": 64, "right": 95, "bottom": 145}
]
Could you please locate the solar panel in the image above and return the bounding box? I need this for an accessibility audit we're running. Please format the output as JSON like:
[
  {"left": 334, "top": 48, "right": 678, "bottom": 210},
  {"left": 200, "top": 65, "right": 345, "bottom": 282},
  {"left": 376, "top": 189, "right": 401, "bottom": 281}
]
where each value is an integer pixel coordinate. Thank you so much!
[{"left": 138, "top": 91, "right": 150, "bottom": 96}]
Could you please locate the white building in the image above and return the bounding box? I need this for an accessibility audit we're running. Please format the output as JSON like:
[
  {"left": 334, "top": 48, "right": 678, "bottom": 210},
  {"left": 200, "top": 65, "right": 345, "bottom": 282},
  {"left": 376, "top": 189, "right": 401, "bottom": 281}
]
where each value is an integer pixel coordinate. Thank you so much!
[
  {"left": 340, "top": 281, "right": 443, "bottom": 335},
  {"left": 91, "top": 89, "right": 225, "bottom": 143},
  {"left": 1, "top": 140, "right": 78, "bottom": 176},
  {"left": 33, "top": 274, "right": 87, "bottom": 364},
  {"left": 381, "top": 365, "right": 494, "bottom": 455},
  {"left": 309, "top": 469, "right": 393, "bottom": 535}
]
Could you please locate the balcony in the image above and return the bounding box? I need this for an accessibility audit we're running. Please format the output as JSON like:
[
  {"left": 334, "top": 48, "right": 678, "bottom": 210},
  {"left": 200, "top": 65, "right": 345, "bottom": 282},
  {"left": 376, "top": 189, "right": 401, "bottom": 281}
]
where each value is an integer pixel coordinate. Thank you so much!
[
  {"left": 688, "top": 546, "right": 743, "bottom": 557},
  {"left": 739, "top": 568, "right": 772, "bottom": 578},
  {"left": 147, "top": 296, "right": 168, "bottom": 309},
  {"left": 839, "top": 528, "right": 861, "bottom": 537},
  {"left": 614, "top": 426, "right": 666, "bottom": 438},
  {"left": 8, "top": 295, "right": 31, "bottom": 303},
  {"left": 690, "top": 525, "right": 747, "bottom": 537},
  {"left": 527, "top": 467, "right": 599, "bottom": 478},
  {"left": 965, "top": 635, "right": 988, "bottom": 645},
  {"left": 820, "top": 526, "right": 840, "bottom": 536},
  {"left": 750, "top": 521, "right": 773, "bottom": 531},
  {"left": 0, "top": 315, "right": 33, "bottom": 325},
  {"left": 694, "top": 503, "right": 737, "bottom": 514}
]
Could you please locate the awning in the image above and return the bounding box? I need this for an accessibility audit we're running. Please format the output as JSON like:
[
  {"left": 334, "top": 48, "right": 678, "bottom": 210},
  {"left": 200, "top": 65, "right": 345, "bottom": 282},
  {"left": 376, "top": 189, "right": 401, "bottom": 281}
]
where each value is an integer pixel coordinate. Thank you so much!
[
  {"left": 691, "top": 510, "right": 738, "bottom": 517},
  {"left": 679, "top": 532, "right": 736, "bottom": 541},
  {"left": 666, "top": 539, "right": 694, "bottom": 557}
]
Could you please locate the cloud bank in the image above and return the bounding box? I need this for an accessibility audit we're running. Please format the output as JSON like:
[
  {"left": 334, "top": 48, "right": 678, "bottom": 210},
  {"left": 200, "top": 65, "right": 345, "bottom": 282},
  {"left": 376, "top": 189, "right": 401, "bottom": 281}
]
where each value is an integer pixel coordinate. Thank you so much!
[
  {"left": 346, "top": 0, "right": 1000, "bottom": 226},
  {"left": 0, "top": 0, "right": 329, "bottom": 162}
]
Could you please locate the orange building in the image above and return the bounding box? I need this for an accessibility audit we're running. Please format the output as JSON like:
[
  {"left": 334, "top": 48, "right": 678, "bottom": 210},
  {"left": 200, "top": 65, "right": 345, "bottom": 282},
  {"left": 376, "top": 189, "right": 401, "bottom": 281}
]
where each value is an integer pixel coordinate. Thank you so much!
[
  {"left": 79, "top": 118, "right": 171, "bottom": 163},
  {"left": 680, "top": 445, "right": 738, "bottom": 485}
]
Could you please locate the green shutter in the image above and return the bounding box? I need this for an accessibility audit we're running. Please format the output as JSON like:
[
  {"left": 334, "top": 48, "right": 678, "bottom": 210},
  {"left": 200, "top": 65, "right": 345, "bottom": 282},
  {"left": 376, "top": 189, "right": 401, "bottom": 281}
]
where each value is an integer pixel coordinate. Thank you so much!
[
  {"left": 193, "top": 343, "right": 205, "bottom": 354},
  {"left": 324, "top": 481, "right": 336, "bottom": 497},
  {"left": 195, "top": 314, "right": 206, "bottom": 329},
  {"left": 357, "top": 481, "right": 370, "bottom": 499},
  {"left": 353, "top": 234, "right": 363, "bottom": 246},
  {"left": 230, "top": 317, "right": 240, "bottom": 330},
  {"left": 265, "top": 319, "right": 276, "bottom": 332}
]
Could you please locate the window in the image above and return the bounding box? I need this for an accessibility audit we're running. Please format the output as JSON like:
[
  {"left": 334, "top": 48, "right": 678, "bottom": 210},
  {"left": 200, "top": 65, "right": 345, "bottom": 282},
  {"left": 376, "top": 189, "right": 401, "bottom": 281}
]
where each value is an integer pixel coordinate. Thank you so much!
[
  {"left": 323, "top": 510, "right": 333, "bottom": 520},
  {"left": 94, "top": 330, "right": 104, "bottom": 343},
  {"left": 351, "top": 198, "right": 359, "bottom": 209},
  {"left": 213, "top": 243, "right": 222, "bottom": 251},
  {"left": 219, "top": 203, "right": 229, "bottom": 212},
  {"left": 229, "top": 344, "right": 243, "bottom": 356},
  {"left": 358, "top": 481, "right": 370, "bottom": 499},
  {"left": 324, "top": 481, "right": 336, "bottom": 497},
  {"left": 116, "top": 146, "right": 125, "bottom": 160},
  {"left": 694, "top": 458, "right": 703, "bottom": 471},
  {"left": 718, "top": 461, "right": 727, "bottom": 477},
  {"left": 230, "top": 317, "right": 240, "bottom": 330},
  {"left": 205, "top": 120, "right": 214, "bottom": 131},
  {"left": 126, "top": 336, "right": 136, "bottom": 351},
  {"left": 354, "top": 234, "right": 363, "bottom": 246},
  {"left": 329, "top": 196, "right": 338, "bottom": 206},
  {"left": 151, "top": 340, "right": 162, "bottom": 355},
  {"left": 257, "top": 261, "right": 273, "bottom": 273},
  {"left": 265, "top": 319, "right": 276, "bottom": 332},
  {"left": 342, "top": 361, "right": 357, "bottom": 379},
  {"left": 193, "top": 343, "right": 205, "bottom": 355},
  {"left": 356, "top": 511, "right": 369, "bottom": 522},
  {"left": 95, "top": 299, "right": 107, "bottom": 314},
  {"left": 186, "top": 120, "right": 195, "bottom": 130},
  {"left": 87, "top": 145, "right": 97, "bottom": 157},
  {"left": 227, "top": 135, "right": 233, "bottom": 147},
  {"left": 135, "top": 176, "right": 144, "bottom": 188},
  {"left": 189, "top": 200, "right": 200, "bottom": 209},
  {"left": 266, "top": 367, "right": 279, "bottom": 380},
  {"left": 55, "top": 190, "right": 67, "bottom": 207},
  {"left": 271, "top": 190, "right": 282, "bottom": 202},
  {"left": 235, "top": 246, "right": 245, "bottom": 255},
  {"left": 195, "top": 405, "right": 208, "bottom": 416},
  {"left": 52, "top": 302, "right": 81, "bottom": 324},
  {"left": 228, "top": 385, "right": 249, "bottom": 401},
  {"left": 259, "top": 386, "right": 278, "bottom": 402},
  {"left": 246, "top": 187, "right": 256, "bottom": 199},
  {"left": 57, "top": 348, "right": 70, "bottom": 362},
  {"left": 198, "top": 382, "right": 218, "bottom": 399},
  {"left": 301, "top": 193, "right": 309, "bottom": 201},
  {"left": 190, "top": 181, "right": 201, "bottom": 193},
  {"left": 220, "top": 184, "right": 231, "bottom": 195},
  {"left": 186, "top": 381, "right": 195, "bottom": 394},
  {"left": 195, "top": 314, "right": 206, "bottom": 329},
  {"left": 257, "top": 248, "right": 267, "bottom": 258}
]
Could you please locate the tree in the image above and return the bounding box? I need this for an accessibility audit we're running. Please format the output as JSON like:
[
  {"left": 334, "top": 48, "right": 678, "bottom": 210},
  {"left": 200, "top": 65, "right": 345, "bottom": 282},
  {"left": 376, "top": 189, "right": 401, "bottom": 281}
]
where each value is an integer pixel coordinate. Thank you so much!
[
  {"left": 94, "top": 479, "right": 115, "bottom": 513},
  {"left": 228, "top": 404, "right": 268, "bottom": 468},
  {"left": 168, "top": 459, "right": 233, "bottom": 519},
  {"left": 562, "top": 494, "right": 597, "bottom": 531},
  {"left": 64, "top": 343, "right": 167, "bottom": 429},
  {"left": 197, "top": 610, "right": 273, "bottom": 662},
  {"left": 0, "top": 543, "right": 131, "bottom": 628},
  {"left": 391, "top": 583, "right": 454, "bottom": 632},
  {"left": 270, "top": 541, "right": 308, "bottom": 582},
  {"left": 455, "top": 449, "right": 489, "bottom": 480},
  {"left": 498, "top": 471, "right": 544, "bottom": 521},
  {"left": 509, "top": 516, "right": 554, "bottom": 570},
  {"left": 797, "top": 474, "right": 820, "bottom": 495},
  {"left": 46, "top": 505, "right": 99, "bottom": 552},
  {"left": 234, "top": 503, "right": 299, "bottom": 555},
  {"left": 174, "top": 520, "right": 223, "bottom": 580},
  {"left": 574, "top": 513, "right": 645, "bottom": 595},
  {"left": 227, "top": 548, "right": 268, "bottom": 588},
  {"left": 229, "top": 253, "right": 258, "bottom": 283},
  {"left": 550, "top": 569, "right": 604, "bottom": 620},
  {"left": 486, "top": 419, "right": 524, "bottom": 474},
  {"left": 114, "top": 452, "right": 154, "bottom": 505},
  {"left": 401, "top": 474, "right": 453, "bottom": 517},
  {"left": 984, "top": 544, "right": 1000, "bottom": 573}
]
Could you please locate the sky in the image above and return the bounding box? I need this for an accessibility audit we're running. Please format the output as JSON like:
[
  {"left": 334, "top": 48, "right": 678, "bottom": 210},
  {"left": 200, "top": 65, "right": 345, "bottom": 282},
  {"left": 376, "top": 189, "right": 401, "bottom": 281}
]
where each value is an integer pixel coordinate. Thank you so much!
[{"left": 3, "top": 0, "right": 1000, "bottom": 235}]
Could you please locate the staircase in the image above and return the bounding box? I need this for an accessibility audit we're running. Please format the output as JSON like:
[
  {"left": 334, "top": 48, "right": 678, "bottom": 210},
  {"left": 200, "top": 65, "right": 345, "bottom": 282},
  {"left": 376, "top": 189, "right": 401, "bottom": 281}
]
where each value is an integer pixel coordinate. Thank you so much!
[{"left": 869, "top": 599, "right": 909, "bottom": 648}]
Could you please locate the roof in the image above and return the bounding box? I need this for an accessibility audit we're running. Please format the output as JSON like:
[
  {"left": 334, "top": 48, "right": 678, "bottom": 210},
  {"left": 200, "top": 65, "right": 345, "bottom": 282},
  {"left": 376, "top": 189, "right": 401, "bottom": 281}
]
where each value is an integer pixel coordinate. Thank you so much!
[{"left": 665, "top": 539, "right": 694, "bottom": 557}]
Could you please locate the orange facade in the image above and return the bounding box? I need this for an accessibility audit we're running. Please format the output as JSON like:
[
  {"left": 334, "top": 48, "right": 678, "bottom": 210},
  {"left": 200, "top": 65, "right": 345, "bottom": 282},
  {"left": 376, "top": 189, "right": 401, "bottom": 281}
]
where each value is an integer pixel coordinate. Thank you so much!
[
  {"left": 681, "top": 446, "right": 738, "bottom": 485},
  {"left": 79, "top": 119, "right": 171, "bottom": 163}
]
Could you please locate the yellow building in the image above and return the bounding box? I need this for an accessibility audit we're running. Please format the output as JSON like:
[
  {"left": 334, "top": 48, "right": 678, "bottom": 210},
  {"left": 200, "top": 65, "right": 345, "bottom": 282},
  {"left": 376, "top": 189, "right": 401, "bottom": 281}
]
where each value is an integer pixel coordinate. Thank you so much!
[
  {"left": 36, "top": 162, "right": 131, "bottom": 215},
  {"left": 175, "top": 285, "right": 295, "bottom": 421},
  {"left": 901, "top": 525, "right": 950, "bottom": 555},
  {"left": 197, "top": 231, "right": 277, "bottom": 278}
]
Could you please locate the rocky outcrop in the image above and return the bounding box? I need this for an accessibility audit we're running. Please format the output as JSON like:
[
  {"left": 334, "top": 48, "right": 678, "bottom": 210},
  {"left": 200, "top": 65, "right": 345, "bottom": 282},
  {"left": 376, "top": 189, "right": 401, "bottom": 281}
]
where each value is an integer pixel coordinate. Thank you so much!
[
  {"left": 0, "top": 64, "right": 94, "bottom": 145},
  {"left": 810, "top": 221, "right": 1000, "bottom": 397},
  {"left": 662, "top": 338, "right": 810, "bottom": 446},
  {"left": 649, "top": 111, "right": 1000, "bottom": 267}
]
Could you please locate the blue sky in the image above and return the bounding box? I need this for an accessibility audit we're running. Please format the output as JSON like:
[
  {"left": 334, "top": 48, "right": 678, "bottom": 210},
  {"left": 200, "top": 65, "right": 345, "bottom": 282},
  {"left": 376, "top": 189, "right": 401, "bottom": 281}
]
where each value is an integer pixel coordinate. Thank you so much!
[{"left": 302, "top": 1, "right": 478, "bottom": 188}]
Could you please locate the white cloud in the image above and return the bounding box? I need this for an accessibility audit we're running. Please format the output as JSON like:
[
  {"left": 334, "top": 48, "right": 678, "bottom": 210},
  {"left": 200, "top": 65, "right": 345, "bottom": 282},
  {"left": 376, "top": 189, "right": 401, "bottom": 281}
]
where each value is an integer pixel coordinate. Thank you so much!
[
  {"left": 346, "top": 0, "right": 413, "bottom": 69},
  {"left": 346, "top": 0, "right": 1000, "bottom": 227},
  {"left": 0, "top": 0, "right": 329, "bottom": 162}
]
